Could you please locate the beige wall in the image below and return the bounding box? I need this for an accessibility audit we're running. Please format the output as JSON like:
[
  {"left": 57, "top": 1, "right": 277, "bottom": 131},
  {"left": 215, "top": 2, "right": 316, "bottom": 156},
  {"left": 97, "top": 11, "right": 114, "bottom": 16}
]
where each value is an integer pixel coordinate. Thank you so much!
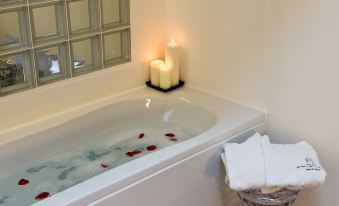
[
  {"left": 0, "top": 0, "right": 166, "bottom": 131},
  {"left": 166, "top": 0, "right": 339, "bottom": 205}
]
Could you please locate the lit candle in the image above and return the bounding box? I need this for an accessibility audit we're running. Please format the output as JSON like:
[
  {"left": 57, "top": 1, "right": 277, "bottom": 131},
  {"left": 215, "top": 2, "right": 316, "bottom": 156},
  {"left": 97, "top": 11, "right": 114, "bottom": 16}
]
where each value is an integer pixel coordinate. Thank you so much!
[
  {"left": 150, "top": 60, "right": 165, "bottom": 87},
  {"left": 159, "top": 64, "right": 171, "bottom": 90},
  {"left": 165, "top": 39, "right": 180, "bottom": 87}
]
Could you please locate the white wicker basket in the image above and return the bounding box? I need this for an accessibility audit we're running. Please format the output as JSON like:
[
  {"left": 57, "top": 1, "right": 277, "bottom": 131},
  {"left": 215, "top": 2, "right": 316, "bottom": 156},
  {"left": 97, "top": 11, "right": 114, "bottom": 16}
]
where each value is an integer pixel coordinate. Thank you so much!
[{"left": 237, "top": 189, "right": 300, "bottom": 206}]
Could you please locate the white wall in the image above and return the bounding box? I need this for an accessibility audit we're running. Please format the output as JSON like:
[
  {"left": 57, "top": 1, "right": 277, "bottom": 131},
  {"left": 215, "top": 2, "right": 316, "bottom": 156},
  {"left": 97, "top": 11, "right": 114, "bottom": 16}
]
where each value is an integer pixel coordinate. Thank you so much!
[
  {"left": 0, "top": 0, "right": 166, "bottom": 132},
  {"left": 166, "top": 0, "right": 339, "bottom": 205}
]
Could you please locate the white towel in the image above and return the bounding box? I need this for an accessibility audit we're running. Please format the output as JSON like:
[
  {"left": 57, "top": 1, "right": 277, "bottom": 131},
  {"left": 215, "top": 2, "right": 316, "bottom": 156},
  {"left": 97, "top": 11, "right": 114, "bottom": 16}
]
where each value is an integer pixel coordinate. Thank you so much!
[
  {"left": 262, "top": 138, "right": 327, "bottom": 190},
  {"left": 222, "top": 133, "right": 266, "bottom": 191},
  {"left": 221, "top": 133, "right": 327, "bottom": 193}
]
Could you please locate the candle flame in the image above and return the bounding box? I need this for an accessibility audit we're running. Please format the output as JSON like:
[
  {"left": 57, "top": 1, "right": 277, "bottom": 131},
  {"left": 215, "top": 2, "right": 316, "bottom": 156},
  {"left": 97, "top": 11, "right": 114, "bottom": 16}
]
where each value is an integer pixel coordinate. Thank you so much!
[{"left": 169, "top": 39, "right": 177, "bottom": 47}]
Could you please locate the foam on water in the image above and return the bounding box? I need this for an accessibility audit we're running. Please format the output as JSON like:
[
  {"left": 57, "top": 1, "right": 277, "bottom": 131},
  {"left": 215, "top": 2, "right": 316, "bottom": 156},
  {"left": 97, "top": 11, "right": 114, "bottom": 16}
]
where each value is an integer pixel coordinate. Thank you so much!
[{"left": 0, "top": 122, "right": 198, "bottom": 206}]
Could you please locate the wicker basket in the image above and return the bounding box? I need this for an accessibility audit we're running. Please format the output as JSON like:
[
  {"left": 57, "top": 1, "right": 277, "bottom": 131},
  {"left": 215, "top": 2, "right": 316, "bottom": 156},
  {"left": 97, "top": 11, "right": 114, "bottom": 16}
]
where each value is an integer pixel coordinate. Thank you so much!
[{"left": 237, "top": 189, "right": 300, "bottom": 206}]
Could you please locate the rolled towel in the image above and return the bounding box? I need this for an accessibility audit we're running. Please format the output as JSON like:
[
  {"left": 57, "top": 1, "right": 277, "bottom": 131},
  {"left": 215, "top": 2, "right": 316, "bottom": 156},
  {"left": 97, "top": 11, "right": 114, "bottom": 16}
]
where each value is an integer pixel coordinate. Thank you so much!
[
  {"left": 221, "top": 133, "right": 266, "bottom": 191},
  {"left": 262, "top": 137, "right": 327, "bottom": 190}
]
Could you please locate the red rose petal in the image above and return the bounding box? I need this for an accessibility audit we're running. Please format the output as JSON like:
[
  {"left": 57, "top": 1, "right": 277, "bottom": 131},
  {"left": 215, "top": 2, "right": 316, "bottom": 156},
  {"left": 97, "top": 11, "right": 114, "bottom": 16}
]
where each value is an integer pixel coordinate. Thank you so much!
[
  {"left": 139, "top": 133, "right": 145, "bottom": 139},
  {"left": 101, "top": 163, "right": 109, "bottom": 168},
  {"left": 18, "top": 178, "right": 29, "bottom": 185},
  {"left": 35, "top": 192, "right": 50, "bottom": 201},
  {"left": 126, "top": 150, "right": 141, "bottom": 157},
  {"left": 147, "top": 145, "right": 157, "bottom": 151},
  {"left": 165, "top": 133, "right": 176, "bottom": 138},
  {"left": 170, "top": 138, "right": 178, "bottom": 142}
]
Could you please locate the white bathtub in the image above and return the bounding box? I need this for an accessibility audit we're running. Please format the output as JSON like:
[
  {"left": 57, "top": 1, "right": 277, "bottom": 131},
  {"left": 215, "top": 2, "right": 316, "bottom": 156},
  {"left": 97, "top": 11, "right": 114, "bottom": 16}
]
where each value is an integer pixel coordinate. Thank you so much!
[{"left": 0, "top": 87, "right": 265, "bottom": 206}]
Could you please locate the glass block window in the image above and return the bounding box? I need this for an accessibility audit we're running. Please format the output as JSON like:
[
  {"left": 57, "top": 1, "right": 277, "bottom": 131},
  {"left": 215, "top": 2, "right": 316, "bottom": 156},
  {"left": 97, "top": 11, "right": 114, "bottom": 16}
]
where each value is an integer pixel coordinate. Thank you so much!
[
  {"left": 0, "top": 6, "right": 30, "bottom": 52},
  {"left": 34, "top": 42, "right": 69, "bottom": 85},
  {"left": 30, "top": 1, "right": 67, "bottom": 44},
  {"left": 71, "top": 35, "right": 101, "bottom": 76},
  {"left": 0, "top": 0, "right": 131, "bottom": 97},
  {"left": 0, "top": 51, "right": 33, "bottom": 94},
  {"left": 103, "top": 29, "right": 130, "bottom": 67}
]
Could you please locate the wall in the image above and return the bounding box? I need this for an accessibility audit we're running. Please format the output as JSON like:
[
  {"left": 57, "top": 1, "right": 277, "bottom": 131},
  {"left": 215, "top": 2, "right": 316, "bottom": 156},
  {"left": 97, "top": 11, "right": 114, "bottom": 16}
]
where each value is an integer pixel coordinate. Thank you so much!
[
  {"left": 166, "top": 0, "right": 339, "bottom": 205},
  {"left": 0, "top": 0, "right": 166, "bottom": 132}
]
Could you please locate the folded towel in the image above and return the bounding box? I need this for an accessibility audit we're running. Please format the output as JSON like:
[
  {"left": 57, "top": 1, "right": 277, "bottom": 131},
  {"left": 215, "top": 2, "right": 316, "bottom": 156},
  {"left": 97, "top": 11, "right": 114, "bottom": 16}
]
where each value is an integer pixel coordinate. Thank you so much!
[
  {"left": 262, "top": 138, "right": 327, "bottom": 190},
  {"left": 221, "top": 133, "right": 327, "bottom": 193},
  {"left": 221, "top": 133, "right": 266, "bottom": 191}
]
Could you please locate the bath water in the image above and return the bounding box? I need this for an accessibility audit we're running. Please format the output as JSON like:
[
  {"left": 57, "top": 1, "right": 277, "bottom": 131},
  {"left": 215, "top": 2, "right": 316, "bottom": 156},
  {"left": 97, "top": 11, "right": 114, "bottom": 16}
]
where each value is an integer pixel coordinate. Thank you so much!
[{"left": 0, "top": 122, "right": 198, "bottom": 206}]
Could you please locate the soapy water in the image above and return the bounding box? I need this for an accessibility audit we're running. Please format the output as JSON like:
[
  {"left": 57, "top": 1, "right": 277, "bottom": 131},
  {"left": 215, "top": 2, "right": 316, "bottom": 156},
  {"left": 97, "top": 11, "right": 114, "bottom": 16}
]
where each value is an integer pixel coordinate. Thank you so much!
[{"left": 0, "top": 122, "right": 198, "bottom": 206}]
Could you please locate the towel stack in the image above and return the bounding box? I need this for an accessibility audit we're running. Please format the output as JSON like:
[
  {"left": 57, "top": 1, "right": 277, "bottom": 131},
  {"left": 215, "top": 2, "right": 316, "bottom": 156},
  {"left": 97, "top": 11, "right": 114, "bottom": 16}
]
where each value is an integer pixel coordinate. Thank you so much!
[{"left": 221, "top": 133, "right": 327, "bottom": 194}]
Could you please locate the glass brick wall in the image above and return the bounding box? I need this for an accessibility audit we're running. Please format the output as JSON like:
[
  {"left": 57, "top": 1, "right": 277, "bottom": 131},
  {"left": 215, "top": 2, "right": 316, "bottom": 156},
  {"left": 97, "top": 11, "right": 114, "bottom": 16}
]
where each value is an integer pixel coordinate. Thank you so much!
[{"left": 0, "top": 0, "right": 131, "bottom": 96}]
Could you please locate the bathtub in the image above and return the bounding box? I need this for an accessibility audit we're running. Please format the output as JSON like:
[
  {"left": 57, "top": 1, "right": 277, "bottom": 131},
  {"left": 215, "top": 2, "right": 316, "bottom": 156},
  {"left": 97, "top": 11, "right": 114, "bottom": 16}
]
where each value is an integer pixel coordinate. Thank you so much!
[{"left": 0, "top": 87, "right": 265, "bottom": 206}]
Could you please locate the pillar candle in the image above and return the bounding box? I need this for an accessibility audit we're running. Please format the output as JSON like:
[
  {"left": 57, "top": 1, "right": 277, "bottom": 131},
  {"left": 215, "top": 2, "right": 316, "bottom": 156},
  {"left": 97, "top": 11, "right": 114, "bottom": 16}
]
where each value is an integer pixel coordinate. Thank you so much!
[
  {"left": 165, "top": 39, "right": 180, "bottom": 87},
  {"left": 150, "top": 60, "right": 164, "bottom": 87},
  {"left": 159, "top": 64, "right": 171, "bottom": 90}
]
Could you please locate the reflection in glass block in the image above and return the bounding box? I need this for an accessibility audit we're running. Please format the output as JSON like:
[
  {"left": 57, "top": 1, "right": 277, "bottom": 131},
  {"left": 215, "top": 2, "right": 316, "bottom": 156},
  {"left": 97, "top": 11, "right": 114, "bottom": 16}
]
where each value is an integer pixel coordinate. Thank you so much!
[
  {"left": 0, "top": 52, "right": 33, "bottom": 95},
  {"left": 72, "top": 39, "right": 92, "bottom": 68},
  {"left": 32, "top": 6, "right": 57, "bottom": 38},
  {"left": 101, "top": 0, "right": 120, "bottom": 26},
  {"left": 101, "top": 0, "right": 129, "bottom": 30},
  {"left": 68, "top": 0, "right": 90, "bottom": 32},
  {"left": 36, "top": 47, "right": 60, "bottom": 77},
  {"left": 0, "top": 10, "right": 22, "bottom": 49},
  {"left": 0, "top": 56, "right": 25, "bottom": 87},
  {"left": 103, "top": 29, "right": 130, "bottom": 67},
  {"left": 35, "top": 43, "right": 69, "bottom": 85},
  {"left": 104, "top": 32, "right": 122, "bottom": 61},
  {"left": 71, "top": 36, "right": 101, "bottom": 75},
  {"left": 31, "top": 2, "right": 66, "bottom": 43}
]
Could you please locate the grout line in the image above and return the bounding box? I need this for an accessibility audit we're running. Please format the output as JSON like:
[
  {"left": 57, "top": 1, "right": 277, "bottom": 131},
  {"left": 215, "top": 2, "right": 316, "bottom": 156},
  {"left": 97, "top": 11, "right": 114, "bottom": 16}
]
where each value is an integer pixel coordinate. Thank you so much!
[
  {"left": 98, "top": 0, "right": 105, "bottom": 69},
  {"left": 69, "top": 31, "right": 100, "bottom": 41},
  {"left": 0, "top": 47, "right": 30, "bottom": 57},
  {"left": 0, "top": 3, "right": 25, "bottom": 11},
  {"left": 28, "top": 0, "right": 60, "bottom": 6},
  {"left": 26, "top": 1, "right": 38, "bottom": 87},
  {"left": 101, "top": 26, "right": 131, "bottom": 34},
  {"left": 63, "top": 0, "right": 73, "bottom": 78}
]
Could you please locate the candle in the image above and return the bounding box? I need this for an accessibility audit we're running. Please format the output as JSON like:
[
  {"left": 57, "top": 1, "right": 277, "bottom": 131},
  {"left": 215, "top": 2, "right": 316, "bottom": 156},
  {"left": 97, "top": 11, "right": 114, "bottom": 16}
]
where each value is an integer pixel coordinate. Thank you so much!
[
  {"left": 165, "top": 39, "right": 180, "bottom": 87},
  {"left": 150, "top": 60, "right": 164, "bottom": 87},
  {"left": 159, "top": 64, "right": 171, "bottom": 90}
]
